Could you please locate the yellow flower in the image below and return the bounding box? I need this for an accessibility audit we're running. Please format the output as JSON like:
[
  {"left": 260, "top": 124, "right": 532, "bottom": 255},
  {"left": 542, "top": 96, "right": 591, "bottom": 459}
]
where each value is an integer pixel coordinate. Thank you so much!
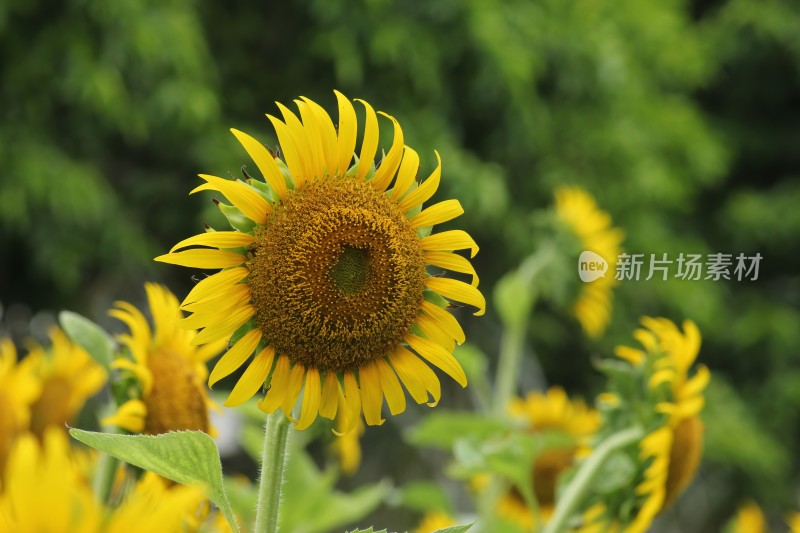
[
  {"left": 554, "top": 186, "right": 623, "bottom": 338},
  {"left": 26, "top": 328, "right": 106, "bottom": 439},
  {"left": 415, "top": 511, "right": 457, "bottom": 533},
  {"left": 729, "top": 501, "right": 766, "bottom": 533},
  {"left": 156, "top": 92, "right": 484, "bottom": 431},
  {"left": 0, "top": 338, "right": 40, "bottom": 478},
  {"left": 0, "top": 428, "right": 207, "bottom": 532},
  {"left": 787, "top": 511, "right": 800, "bottom": 533},
  {"left": 103, "top": 283, "right": 225, "bottom": 435},
  {"left": 590, "top": 318, "right": 709, "bottom": 533},
  {"left": 333, "top": 411, "right": 364, "bottom": 476},
  {"left": 500, "top": 388, "right": 601, "bottom": 526}
]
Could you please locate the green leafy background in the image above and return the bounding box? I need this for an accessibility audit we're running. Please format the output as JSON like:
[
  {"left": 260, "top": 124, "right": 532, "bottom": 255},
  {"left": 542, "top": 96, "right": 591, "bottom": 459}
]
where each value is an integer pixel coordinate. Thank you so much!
[{"left": 2, "top": 0, "right": 799, "bottom": 531}]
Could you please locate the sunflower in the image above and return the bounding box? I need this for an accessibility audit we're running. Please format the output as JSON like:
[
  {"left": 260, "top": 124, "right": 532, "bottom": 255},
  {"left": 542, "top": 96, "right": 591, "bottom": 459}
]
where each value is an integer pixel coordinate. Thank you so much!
[
  {"left": 0, "top": 338, "right": 40, "bottom": 478},
  {"left": 414, "top": 511, "right": 457, "bottom": 533},
  {"left": 0, "top": 428, "right": 207, "bottom": 532},
  {"left": 554, "top": 186, "right": 623, "bottom": 338},
  {"left": 102, "top": 283, "right": 225, "bottom": 435},
  {"left": 584, "top": 318, "right": 709, "bottom": 533},
  {"left": 788, "top": 511, "right": 800, "bottom": 533},
  {"left": 728, "top": 501, "right": 766, "bottom": 533},
  {"left": 26, "top": 328, "right": 106, "bottom": 439},
  {"left": 155, "top": 92, "right": 484, "bottom": 431},
  {"left": 498, "top": 388, "right": 600, "bottom": 527}
]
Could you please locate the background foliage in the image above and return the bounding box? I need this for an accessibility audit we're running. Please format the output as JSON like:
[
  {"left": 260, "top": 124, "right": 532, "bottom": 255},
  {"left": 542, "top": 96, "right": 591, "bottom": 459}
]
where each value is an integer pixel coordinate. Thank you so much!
[{"left": 1, "top": 0, "right": 798, "bottom": 531}]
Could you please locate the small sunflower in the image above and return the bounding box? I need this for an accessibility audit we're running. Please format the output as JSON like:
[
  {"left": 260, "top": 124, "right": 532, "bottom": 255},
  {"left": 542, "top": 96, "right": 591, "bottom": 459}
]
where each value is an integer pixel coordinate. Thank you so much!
[
  {"left": 103, "top": 283, "right": 225, "bottom": 435},
  {"left": 26, "top": 328, "right": 106, "bottom": 439},
  {"left": 0, "top": 339, "right": 40, "bottom": 478},
  {"left": 499, "top": 388, "right": 600, "bottom": 526},
  {"left": 0, "top": 428, "right": 207, "bottom": 532},
  {"left": 584, "top": 318, "right": 709, "bottom": 533},
  {"left": 728, "top": 501, "right": 766, "bottom": 533},
  {"left": 156, "top": 92, "right": 484, "bottom": 431},
  {"left": 554, "top": 186, "right": 623, "bottom": 338},
  {"left": 414, "top": 511, "right": 457, "bottom": 533}
]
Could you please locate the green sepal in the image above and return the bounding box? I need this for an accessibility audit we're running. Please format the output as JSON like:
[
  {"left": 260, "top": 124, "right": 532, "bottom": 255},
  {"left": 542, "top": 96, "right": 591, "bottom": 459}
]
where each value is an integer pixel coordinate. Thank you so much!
[
  {"left": 423, "top": 289, "right": 450, "bottom": 309},
  {"left": 246, "top": 178, "right": 275, "bottom": 203},
  {"left": 217, "top": 202, "right": 256, "bottom": 232},
  {"left": 275, "top": 158, "right": 296, "bottom": 190}
]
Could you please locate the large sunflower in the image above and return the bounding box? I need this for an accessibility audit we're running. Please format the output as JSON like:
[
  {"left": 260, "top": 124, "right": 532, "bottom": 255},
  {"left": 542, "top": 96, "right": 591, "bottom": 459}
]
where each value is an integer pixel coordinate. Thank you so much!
[
  {"left": 156, "top": 92, "right": 484, "bottom": 430},
  {"left": 554, "top": 186, "right": 623, "bottom": 338},
  {"left": 499, "top": 388, "right": 600, "bottom": 528},
  {"left": 103, "top": 283, "right": 225, "bottom": 435}
]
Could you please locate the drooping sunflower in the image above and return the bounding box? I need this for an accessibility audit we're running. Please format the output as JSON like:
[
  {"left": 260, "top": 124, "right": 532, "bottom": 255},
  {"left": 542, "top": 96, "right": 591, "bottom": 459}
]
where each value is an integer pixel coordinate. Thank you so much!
[
  {"left": 582, "top": 318, "right": 709, "bottom": 533},
  {"left": 554, "top": 186, "right": 623, "bottom": 338},
  {"left": 0, "top": 339, "right": 40, "bottom": 478},
  {"left": 26, "top": 328, "right": 106, "bottom": 439},
  {"left": 103, "top": 283, "right": 225, "bottom": 435},
  {"left": 155, "top": 92, "right": 484, "bottom": 431},
  {"left": 0, "top": 428, "right": 207, "bottom": 532},
  {"left": 499, "top": 388, "right": 600, "bottom": 527}
]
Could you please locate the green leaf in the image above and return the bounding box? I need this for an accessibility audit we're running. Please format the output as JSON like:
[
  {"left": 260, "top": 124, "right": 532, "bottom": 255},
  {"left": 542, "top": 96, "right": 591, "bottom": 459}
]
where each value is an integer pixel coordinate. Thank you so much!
[
  {"left": 591, "top": 451, "right": 636, "bottom": 494},
  {"left": 433, "top": 522, "right": 476, "bottom": 533},
  {"left": 68, "top": 429, "right": 239, "bottom": 532},
  {"left": 396, "top": 480, "right": 452, "bottom": 513},
  {"left": 346, "top": 528, "right": 387, "bottom": 533},
  {"left": 59, "top": 311, "right": 114, "bottom": 370},
  {"left": 408, "top": 411, "right": 512, "bottom": 450}
]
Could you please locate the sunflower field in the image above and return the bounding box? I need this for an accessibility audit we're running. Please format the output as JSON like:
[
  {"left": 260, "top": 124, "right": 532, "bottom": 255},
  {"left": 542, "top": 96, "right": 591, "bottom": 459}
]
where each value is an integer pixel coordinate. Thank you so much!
[{"left": 1, "top": 1, "right": 799, "bottom": 532}]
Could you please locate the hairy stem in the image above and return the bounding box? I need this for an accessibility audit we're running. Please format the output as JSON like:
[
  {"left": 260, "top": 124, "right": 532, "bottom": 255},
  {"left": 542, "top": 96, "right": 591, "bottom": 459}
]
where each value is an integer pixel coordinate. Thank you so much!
[{"left": 254, "top": 411, "right": 291, "bottom": 533}]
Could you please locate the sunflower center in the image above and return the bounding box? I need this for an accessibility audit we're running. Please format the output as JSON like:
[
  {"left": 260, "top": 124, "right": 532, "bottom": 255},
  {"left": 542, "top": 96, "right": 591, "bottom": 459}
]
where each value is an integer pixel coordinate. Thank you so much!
[
  {"left": 330, "top": 246, "right": 371, "bottom": 294},
  {"left": 248, "top": 177, "right": 427, "bottom": 373},
  {"left": 143, "top": 349, "right": 210, "bottom": 435}
]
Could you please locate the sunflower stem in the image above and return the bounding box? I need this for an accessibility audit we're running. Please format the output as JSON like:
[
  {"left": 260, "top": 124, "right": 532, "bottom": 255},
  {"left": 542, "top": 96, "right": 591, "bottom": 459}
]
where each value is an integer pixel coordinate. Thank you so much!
[
  {"left": 255, "top": 411, "right": 291, "bottom": 533},
  {"left": 542, "top": 426, "right": 644, "bottom": 533}
]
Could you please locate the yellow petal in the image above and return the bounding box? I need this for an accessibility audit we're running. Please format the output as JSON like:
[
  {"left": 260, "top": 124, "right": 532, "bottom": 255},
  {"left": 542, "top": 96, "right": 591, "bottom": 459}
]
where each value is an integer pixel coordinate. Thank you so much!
[
  {"left": 101, "top": 399, "right": 146, "bottom": 433},
  {"left": 208, "top": 329, "right": 262, "bottom": 387},
  {"left": 375, "top": 358, "right": 406, "bottom": 416},
  {"left": 191, "top": 305, "right": 255, "bottom": 345},
  {"left": 230, "top": 128, "right": 288, "bottom": 199},
  {"left": 180, "top": 284, "right": 251, "bottom": 314},
  {"left": 358, "top": 364, "right": 385, "bottom": 426},
  {"left": 111, "top": 359, "right": 153, "bottom": 396},
  {"left": 424, "top": 251, "right": 478, "bottom": 287},
  {"left": 343, "top": 371, "right": 362, "bottom": 433},
  {"left": 170, "top": 231, "right": 255, "bottom": 254},
  {"left": 388, "top": 346, "right": 441, "bottom": 406},
  {"left": 319, "top": 372, "right": 340, "bottom": 420},
  {"left": 335, "top": 90, "right": 357, "bottom": 175},
  {"left": 406, "top": 334, "right": 467, "bottom": 387},
  {"left": 421, "top": 290, "right": 466, "bottom": 344},
  {"left": 182, "top": 267, "right": 249, "bottom": 306},
  {"left": 415, "top": 312, "right": 455, "bottom": 352},
  {"left": 421, "top": 229, "right": 479, "bottom": 258},
  {"left": 410, "top": 200, "right": 463, "bottom": 229},
  {"left": 294, "top": 99, "right": 326, "bottom": 180},
  {"left": 258, "top": 355, "right": 290, "bottom": 413},
  {"left": 614, "top": 346, "right": 645, "bottom": 366},
  {"left": 426, "top": 277, "right": 486, "bottom": 316},
  {"left": 355, "top": 99, "right": 379, "bottom": 181},
  {"left": 281, "top": 363, "right": 306, "bottom": 418},
  {"left": 155, "top": 249, "right": 245, "bottom": 269},
  {"left": 398, "top": 150, "right": 441, "bottom": 212},
  {"left": 191, "top": 174, "right": 271, "bottom": 224},
  {"left": 301, "top": 96, "right": 338, "bottom": 176},
  {"left": 680, "top": 365, "right": 711, "bottom": 399},
  {"left": 224, "top": 346, "right": 275, "bottom": 407},
  {"left": 389, "top": 146, "right": 420, "bottom": 201},
  {"left": 267, "top": 114, "right": 307, "bottom": 187},
  {"left": 371, "top": 112, "right": 403, "bottom": 191},
  {"left": 295, "top": 368, "right": 321, "bottom": 430}
]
